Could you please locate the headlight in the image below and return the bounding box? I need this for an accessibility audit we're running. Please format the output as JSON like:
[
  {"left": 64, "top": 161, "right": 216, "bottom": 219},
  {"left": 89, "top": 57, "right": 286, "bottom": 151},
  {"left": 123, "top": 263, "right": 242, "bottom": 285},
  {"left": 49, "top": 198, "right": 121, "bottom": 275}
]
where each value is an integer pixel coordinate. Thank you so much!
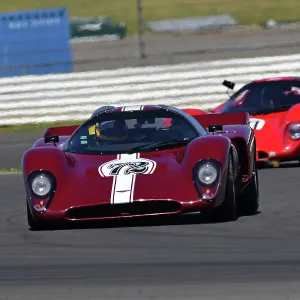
[
  {"left": 289, "top": 124, "right": 300, "bottom": 140},
  {"left": 31, "top": 174, "right": 52, "bottom": 197},
  {"left": 197, "top": 162, "right": 218, "bottom": 185}
]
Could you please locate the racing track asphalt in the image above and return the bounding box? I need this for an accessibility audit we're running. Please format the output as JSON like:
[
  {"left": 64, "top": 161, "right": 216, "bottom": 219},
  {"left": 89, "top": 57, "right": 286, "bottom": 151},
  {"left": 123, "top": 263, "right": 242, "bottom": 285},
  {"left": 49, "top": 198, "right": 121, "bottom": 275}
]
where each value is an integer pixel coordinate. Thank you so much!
[
  {"left": 72, "top": 27, "right": 300, "bottom": 71},
  {"left": 1, "top": 165, "right": 300, "bottom": 300},
  {"left": 0, "top": 130, "right": 44, "bottom": 169}
]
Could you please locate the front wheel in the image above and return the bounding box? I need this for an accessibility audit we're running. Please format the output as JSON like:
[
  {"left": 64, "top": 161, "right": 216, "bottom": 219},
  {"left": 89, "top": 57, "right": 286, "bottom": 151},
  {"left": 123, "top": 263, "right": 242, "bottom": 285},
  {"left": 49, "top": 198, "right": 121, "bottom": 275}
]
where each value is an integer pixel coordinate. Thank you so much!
[
  {"left": 213, "top": 155, "right": 237, "bottom": 222},
  {"left": 238, "top": 161, "right": 259, "bottom": 215}
]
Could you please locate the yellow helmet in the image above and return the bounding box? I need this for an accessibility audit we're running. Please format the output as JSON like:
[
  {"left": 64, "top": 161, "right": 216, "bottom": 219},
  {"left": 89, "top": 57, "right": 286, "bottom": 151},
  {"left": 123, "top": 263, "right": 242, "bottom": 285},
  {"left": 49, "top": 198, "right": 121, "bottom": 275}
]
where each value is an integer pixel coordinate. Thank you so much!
[{"left": 95, "top": 120, "right": 128, "bottom": 141}]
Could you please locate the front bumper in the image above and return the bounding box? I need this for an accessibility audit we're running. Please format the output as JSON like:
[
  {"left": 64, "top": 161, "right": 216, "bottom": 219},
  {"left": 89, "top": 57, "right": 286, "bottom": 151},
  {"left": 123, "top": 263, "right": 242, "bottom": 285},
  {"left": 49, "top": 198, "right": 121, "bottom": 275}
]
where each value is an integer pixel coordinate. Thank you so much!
[
  {"left": 30, "top": 199, "right": 215, "bottom": 222},
  {"left": 256, "top": 144, "right": 300, "bottom": 162}
]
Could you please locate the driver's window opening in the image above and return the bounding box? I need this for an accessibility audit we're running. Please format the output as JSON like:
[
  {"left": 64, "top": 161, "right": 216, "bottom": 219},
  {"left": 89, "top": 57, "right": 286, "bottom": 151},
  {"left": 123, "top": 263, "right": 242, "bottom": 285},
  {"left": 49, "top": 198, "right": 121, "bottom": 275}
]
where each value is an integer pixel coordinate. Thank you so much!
[{"left": 222, "top": 80, "right": 300, "bottom": 114}]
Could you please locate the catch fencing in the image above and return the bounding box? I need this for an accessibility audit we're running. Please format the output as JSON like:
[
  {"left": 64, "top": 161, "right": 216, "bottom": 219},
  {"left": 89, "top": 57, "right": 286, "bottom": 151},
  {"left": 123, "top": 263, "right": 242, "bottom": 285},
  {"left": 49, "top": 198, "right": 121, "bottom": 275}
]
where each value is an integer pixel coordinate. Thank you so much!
[{"left": 1, "top": 53, "right": 300, "bottom": 125}]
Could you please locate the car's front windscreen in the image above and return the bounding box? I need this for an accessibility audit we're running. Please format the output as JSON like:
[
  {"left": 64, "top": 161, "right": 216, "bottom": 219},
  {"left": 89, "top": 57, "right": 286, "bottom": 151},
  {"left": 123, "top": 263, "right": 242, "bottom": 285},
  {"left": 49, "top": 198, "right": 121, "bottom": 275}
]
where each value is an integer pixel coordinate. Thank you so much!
[
  {"left": 221, "top": 80, "right": 300, "bottom": 115},
  {"left": 64, "top": 109, "right": 199, "bottom": 155}
]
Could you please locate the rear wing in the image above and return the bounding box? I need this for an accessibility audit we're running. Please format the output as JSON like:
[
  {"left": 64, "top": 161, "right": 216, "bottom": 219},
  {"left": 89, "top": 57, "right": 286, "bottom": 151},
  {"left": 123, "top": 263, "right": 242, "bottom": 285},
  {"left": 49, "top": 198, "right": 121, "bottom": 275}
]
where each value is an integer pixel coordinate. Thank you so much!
[
  {"left": 192, "top": 112, "right": 249, "bottom": 129},
  {"left": 44, "top": 125, "right": 79, "bottom": 137}
]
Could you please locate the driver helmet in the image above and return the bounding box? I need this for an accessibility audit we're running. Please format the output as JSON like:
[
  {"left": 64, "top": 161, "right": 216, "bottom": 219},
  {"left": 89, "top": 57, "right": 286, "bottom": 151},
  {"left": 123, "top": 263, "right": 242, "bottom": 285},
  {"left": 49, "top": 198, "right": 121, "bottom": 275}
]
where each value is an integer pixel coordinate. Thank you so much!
[
  {"left": 95, "top": 119, "right": 128, "bottom": 141},
  {"left": 261, "top": 86, "right": 282, "bottom": 109}
]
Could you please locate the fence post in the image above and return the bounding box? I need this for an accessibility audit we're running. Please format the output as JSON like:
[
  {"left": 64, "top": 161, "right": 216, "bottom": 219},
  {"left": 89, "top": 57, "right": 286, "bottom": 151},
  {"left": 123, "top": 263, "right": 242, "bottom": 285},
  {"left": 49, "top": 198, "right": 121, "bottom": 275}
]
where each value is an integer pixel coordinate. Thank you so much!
[{"left": 137, "top": 0, "right": 146, "bottom": 59}]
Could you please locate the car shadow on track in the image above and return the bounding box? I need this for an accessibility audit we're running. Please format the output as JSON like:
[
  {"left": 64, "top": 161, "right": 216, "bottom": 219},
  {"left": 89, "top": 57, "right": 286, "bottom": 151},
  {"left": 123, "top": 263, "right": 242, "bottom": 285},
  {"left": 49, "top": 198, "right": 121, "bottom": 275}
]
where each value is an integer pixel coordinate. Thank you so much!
[
  {"left": 258, "top": 161, "right": 300, "bottom": 169},
  {"left": 29, "top": 210, "right": 262, "bottom": 232}
]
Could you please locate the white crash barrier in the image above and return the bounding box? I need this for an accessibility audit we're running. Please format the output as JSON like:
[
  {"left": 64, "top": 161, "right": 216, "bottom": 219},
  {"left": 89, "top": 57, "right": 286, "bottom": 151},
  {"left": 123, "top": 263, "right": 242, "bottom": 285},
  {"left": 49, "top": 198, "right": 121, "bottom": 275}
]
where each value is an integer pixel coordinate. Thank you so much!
[{"left": 1, "top": 53, "right": 300, "bottom": 125}]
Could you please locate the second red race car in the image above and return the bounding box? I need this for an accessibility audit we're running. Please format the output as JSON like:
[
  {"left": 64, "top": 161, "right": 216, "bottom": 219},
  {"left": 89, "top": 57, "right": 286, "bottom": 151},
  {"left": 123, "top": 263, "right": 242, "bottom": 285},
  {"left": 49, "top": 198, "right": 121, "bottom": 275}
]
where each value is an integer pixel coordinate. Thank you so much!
[{"left": 212, "top": 77, "right": 300, "bottom": 166}]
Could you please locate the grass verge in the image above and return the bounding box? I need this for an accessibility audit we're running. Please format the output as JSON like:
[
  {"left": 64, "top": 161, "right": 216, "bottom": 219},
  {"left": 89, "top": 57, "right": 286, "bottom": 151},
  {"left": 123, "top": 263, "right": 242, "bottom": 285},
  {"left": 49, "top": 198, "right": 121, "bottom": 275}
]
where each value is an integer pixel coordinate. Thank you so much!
[
  {"left": 0, "top": 168, "right": 22, "bottom": 173},
  {"left": 1, "top": 0, "right": 300, "bottom": 34}
]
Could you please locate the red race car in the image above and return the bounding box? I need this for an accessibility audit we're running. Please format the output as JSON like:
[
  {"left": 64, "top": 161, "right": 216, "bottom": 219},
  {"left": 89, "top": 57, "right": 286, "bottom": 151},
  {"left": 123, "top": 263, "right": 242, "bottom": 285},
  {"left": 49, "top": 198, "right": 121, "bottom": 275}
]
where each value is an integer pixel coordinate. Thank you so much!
[
  {"left": 212, "top": 77, "right": 300, "bottom": 166},
  {"left": 22, "top": 105, "right": 258, "bottom": 230}
]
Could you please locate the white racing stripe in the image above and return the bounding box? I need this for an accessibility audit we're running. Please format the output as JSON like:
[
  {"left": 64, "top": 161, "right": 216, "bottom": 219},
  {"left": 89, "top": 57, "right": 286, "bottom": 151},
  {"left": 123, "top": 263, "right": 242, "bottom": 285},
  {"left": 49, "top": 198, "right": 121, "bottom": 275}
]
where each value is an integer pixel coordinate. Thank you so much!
[
  {"left": 98, "top": 153, "right": 157, "bottom": 204},
  {"left": 123, "top": 105, "right": 145, "bottom": 111},
  {"left": 112, "top": 153, "right": 139, "bottom": 204}
]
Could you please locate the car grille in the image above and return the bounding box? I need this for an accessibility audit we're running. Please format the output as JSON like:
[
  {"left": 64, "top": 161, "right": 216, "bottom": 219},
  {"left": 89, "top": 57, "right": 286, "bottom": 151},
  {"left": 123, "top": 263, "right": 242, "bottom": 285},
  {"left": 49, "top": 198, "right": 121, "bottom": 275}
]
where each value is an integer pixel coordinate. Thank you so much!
[{"left": 66, "top": 201, "right": 182, "bottom": 220}]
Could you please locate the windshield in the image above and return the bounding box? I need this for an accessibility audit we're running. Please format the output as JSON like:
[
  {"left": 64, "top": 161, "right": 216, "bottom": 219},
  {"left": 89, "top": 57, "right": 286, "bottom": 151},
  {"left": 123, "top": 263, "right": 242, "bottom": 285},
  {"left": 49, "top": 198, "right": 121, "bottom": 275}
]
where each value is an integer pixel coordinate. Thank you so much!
[
  {"left": 65, "top": 109, "right": 199, "bottom": 155},
  {"left": 221, "top": 80, "right": 300, "bottom": 115}
]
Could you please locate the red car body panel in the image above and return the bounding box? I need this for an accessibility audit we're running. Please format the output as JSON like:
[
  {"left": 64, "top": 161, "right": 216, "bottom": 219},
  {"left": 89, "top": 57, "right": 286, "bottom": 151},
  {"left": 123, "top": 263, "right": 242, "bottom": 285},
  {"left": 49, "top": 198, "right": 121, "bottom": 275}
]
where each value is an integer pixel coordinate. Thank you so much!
[
  {"left": 251, "top": 106, "right": 300, "bottom": 161},
  {"left": 22, "top": 105, "right": 255, "bottom": 224},
  {"left": 212, "top": 77, "right": 300, "bottom": 162}
]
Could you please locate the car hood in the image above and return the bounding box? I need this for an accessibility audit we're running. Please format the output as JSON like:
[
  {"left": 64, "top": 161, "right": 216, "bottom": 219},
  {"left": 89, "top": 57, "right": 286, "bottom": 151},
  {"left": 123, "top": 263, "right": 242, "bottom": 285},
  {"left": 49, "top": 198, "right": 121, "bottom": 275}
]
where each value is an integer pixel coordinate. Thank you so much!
[{"left": 51, "top": 147, "right": 200, "bottom": 210}]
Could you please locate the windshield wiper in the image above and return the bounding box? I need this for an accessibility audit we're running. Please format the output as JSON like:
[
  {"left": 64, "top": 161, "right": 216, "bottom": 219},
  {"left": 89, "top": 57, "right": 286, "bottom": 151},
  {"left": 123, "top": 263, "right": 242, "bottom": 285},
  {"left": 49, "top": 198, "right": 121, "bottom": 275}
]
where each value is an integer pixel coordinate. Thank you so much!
[
  {"left": 251, "top": 105, "right": 292, "bottom": 115},
  {"left": 250, "top": 110, "right": 272, "bottom": 115},
  {"left": 271, "top": 105, "right": 292, "bottom": 112},
  {"left": 127, "top": 139, "right": 191, "bottom": 154}
]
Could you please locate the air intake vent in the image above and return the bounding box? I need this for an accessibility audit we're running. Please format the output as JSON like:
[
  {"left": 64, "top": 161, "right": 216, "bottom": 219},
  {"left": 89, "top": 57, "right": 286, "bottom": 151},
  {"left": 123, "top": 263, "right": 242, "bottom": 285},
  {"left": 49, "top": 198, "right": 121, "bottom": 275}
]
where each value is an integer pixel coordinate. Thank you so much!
[
  {"left": 67, "top": 201, "right": 182, "bottom": 220},
  {"left": 258, "top": 151, "right": 268, "bottom": 159}
]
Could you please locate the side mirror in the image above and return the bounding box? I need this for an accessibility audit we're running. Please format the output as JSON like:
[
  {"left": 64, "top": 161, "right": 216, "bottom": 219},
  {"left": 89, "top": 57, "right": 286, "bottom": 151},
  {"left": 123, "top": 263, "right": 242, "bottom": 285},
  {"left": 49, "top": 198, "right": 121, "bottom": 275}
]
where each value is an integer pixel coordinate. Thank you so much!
[
  {"left": 208, "top": 124, "right": 223, "bottom": 133},
  {"left": 44, "top": 135, "right": 59, "bottom": 145},
  {"left": 222, "top": 80, "right": 235, "bottom": 90}
]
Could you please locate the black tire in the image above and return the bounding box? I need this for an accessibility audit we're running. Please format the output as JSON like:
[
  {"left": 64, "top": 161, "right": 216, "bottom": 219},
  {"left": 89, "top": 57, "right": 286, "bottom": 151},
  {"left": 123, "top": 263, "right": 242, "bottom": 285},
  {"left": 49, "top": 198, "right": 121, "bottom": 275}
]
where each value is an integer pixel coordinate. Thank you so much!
[
  {"left": 213, "top": 155, "right": 237, "bottom": 222},
  {"left": 26, "top": 202, "right": 48, "bottom": 231},
  {"left": 257, "top": 161, "right": 265, "bottom": 169},
  {"left": 238, "top": 160, "right": 259, "bottom": 215}
]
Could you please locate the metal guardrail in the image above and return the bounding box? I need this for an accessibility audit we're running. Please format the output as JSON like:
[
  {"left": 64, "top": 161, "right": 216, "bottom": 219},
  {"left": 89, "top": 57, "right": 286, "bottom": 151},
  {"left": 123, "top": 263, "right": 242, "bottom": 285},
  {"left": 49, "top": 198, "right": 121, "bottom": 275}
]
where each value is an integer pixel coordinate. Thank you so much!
[{"left": 1, "top": 53, "right": 300, "bottom": 125}]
